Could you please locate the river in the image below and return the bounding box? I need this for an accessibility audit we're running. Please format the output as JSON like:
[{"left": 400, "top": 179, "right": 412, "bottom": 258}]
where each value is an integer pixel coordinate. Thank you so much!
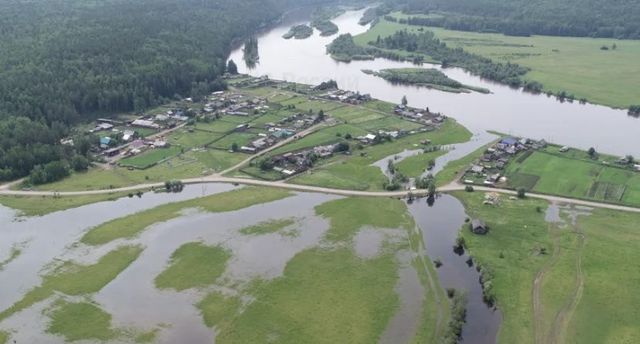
[{"left": 228, "top": 7, "right": 639, "bottom": 157}]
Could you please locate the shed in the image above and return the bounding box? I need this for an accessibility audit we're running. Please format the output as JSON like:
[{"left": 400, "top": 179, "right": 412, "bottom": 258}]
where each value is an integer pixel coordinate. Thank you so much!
[{"left": 470, "top": 219, "right": 488, "bottom": 235}]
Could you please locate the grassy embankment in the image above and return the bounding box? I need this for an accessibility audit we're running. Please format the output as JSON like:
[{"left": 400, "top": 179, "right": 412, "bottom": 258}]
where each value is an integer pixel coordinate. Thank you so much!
[
  {"left": 0, "top": 191, "right": 141, "bottom": 217},
  {"left": 355, "top": 14, "right": 640, "bottom": 109},
  {"left": 455, "top": 191, "right": 640, "bottom": 343},
  {"left": 505, "top": 148, "right": 640, "bottom": 207},
  {"left": 0, "top": 245, "right": 143, "bottom": 323},
  {"left": 81, "top": 187, "right": 291, "bottom": 246}
]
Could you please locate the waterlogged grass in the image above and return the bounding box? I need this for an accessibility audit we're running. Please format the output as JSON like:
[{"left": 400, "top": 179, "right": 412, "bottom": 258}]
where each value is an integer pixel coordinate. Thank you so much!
[
  {"left": 239, "top": 218, "right": 296, "bottom": 236},
  {"left": 454, "top": 191, "right": 552, "bottom": 344},
  {"left": 197, "top": 292, "right": 242, "bottom": 328},
  {"left": 0, "top": 331, "right": 8, "bottom": 344},
  {"left": 0, "top": 245, "right": 142, "bottom": 322},
  {"left": 134, "top": 329, "right": 160, "bottom": 343},
  {"left": 155, "top": 242, "right": 231, "bottom": 291},
  {"left": 0, "top": 192, "right": 137, "bottom": 216},
  {"left": 395, "top": 150, "right": 447, "bottom": 178},
  {"left": 47, "top": 301, "right": 116, "bottom": 342},
  {"left": 81, "top": 187, "right": 291, "bottom": 245},
  {"left": 214, "top": 248, "right": 399, "bottom": 344},
  {"left": 0, "top": 245, "right": 21, "bottom": 271},
  {"left": 315, "top": 197, "right": 414, "bottom": 242}
]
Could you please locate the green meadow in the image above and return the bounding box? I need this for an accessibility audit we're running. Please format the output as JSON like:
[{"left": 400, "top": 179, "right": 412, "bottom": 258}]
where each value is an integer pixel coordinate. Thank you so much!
[
  {"left": 456, "top": 191, "right": 640, "bottom": 343},
  {"left": 355, "top": 14, "right": 640, "bottom": 109}
]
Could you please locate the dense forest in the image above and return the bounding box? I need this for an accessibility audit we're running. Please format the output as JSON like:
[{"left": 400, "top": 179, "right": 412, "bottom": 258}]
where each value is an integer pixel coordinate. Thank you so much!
[
  {"left": 385, "top": 0, "right": 640, "bottom": 39},
  {"left": 0, "top": 0, "right": 327, "bottom": 182}
]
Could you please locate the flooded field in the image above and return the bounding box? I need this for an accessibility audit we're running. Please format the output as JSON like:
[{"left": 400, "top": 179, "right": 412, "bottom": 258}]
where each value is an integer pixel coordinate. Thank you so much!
[{"left": 0, "top": 186, "right": 498, "bottom": 343}]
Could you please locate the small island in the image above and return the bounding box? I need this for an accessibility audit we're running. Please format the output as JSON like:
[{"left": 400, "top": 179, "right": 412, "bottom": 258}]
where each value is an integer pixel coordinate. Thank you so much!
[
  {"left": 326, "top": 33, "right": 374, "bottom": 62},
  {"left": 282, "top": 24, "right": 313, "bottom": 39},
  {"left": 362, "top": 68, "right": 490, "bottom": 94},
  {"left": 312, "top": 19, "right": 339, "bottom": 36}
]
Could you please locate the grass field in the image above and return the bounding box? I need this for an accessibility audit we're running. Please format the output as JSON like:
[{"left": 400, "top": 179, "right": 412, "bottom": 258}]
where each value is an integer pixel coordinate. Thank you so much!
[
  {"left": 0, "top": 245, "right": 142, "bottom": 322},
  {"left": 505, "top": 151, "right": 640, "bottom": 206},
  {"left": 155, "top": 242, "right": 231, "bottom": 291},
  {"left": 47, "top": 301, "right": 116, "bottom": 342},
  {"left": 455, "top": 191, "right": 640, "bottom": 343},
  {"left": 0, "top": 331, "right": 7, "bottom": 344},
  {"left": 81, "top": 187, "right": 291, "bottom": 246},
  {"left": 355, "top": 14, "right": 640, "bottom": 109},
  {"left": 454, "top": 191, "right": 554, "bottom": 343},
  {"left": 197, "top": 291, "right": 242, "bottom": 328},
  {"left": 395, "top": 150, "right": 447, "bottom": 178},
  {"left": 0, "top": 191, "right": 136, "bottom": 216},
  {"left": 119, "top": 147, "right": 182, "bottom": 169}
]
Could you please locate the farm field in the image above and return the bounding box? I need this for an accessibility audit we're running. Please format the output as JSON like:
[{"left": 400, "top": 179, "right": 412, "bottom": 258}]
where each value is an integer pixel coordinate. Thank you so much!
[
  {"left": 505, "top": 151, "right": 640, "bottom": 206},
  {"left": 355, "top": 14, "right": 640, "bottom": 109},
  {"left": 456, "top": 191, "right": 640, "bottom": 343}
]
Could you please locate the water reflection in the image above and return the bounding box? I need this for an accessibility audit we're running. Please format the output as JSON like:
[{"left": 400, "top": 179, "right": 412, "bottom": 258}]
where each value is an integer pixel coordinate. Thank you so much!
[{"left": 408, "top": 195, "right": 501, "bottom": 344}]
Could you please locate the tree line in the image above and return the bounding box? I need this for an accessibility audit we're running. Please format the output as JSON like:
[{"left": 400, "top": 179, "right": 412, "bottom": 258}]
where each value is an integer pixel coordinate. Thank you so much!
[{"left": 385, "top": 0, "right": 640, "bottom": 39}]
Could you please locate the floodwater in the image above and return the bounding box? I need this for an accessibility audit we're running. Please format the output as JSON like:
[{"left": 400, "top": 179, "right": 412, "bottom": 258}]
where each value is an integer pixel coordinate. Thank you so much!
[
  {"left": 409, "top": 195, "right": 502, "bottom": 344},
  {"left": 228, "top": 8, "right": 640, "bottom": 157}
]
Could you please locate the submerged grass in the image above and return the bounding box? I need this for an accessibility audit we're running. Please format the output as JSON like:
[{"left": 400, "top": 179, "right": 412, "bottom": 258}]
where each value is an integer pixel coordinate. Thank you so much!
[
  {"left": 197, "top": 292, "right": 242, "bottom": 328},
  {"left": 239, "top": 218, "right": 296, "bottom": 236},
  {"left": 155, "top": 242, "right": 231, "bottom": 291},
  {"left": 214, "top": 248, "right": 400, "bottom": 344},
  {"left": 0, "top": 245, "right": 142, "bottom": 323},
  {"left": 315, "top": 197, "right": 414, "bottom": 242},
  {"left": 0, "top": 192, "right": 138, "bottom": 217},
  {"left": 47, "top": 301, "right": 116, "bottom": 342},
  {"left": 0, "top": 331, "right": 8, "bottom": 344},
  {"left": 81, "top": 187, "right": 292, "bottom": 246}
]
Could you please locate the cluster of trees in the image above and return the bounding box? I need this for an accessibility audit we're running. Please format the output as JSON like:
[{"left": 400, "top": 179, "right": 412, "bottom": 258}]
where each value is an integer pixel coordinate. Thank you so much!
[
  {"left": 326, "top": 34, "right": 375, "bottom": 61},
  {"left": 367, "top": 68, "right": 465, "bottom": 89},
  {"left": 442, "top": 289, "right": 468, "bottom": 344},
  {"left": 629, "top": 105, "right": 640, "bottom": 117},
  {"left": 0, "top": 117, "right": 96, "bottom": 183},
  {"left": 385, "top": 0, "right": 640, "bottom": 39},
  {"left": 243, "top": 37, "right": 260, "bottom": 66},
  {"left": 369, "top": 30, "right": 530, "bottom": 87}
]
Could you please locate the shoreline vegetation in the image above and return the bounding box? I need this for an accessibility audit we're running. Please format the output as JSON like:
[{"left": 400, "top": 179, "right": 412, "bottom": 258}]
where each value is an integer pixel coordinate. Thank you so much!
[
  {"left": 282, "top": 24, "right": 314, "bottom": 39},
  {"left": 362, "top": 68, "right": 490, "bottom": 94}
]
